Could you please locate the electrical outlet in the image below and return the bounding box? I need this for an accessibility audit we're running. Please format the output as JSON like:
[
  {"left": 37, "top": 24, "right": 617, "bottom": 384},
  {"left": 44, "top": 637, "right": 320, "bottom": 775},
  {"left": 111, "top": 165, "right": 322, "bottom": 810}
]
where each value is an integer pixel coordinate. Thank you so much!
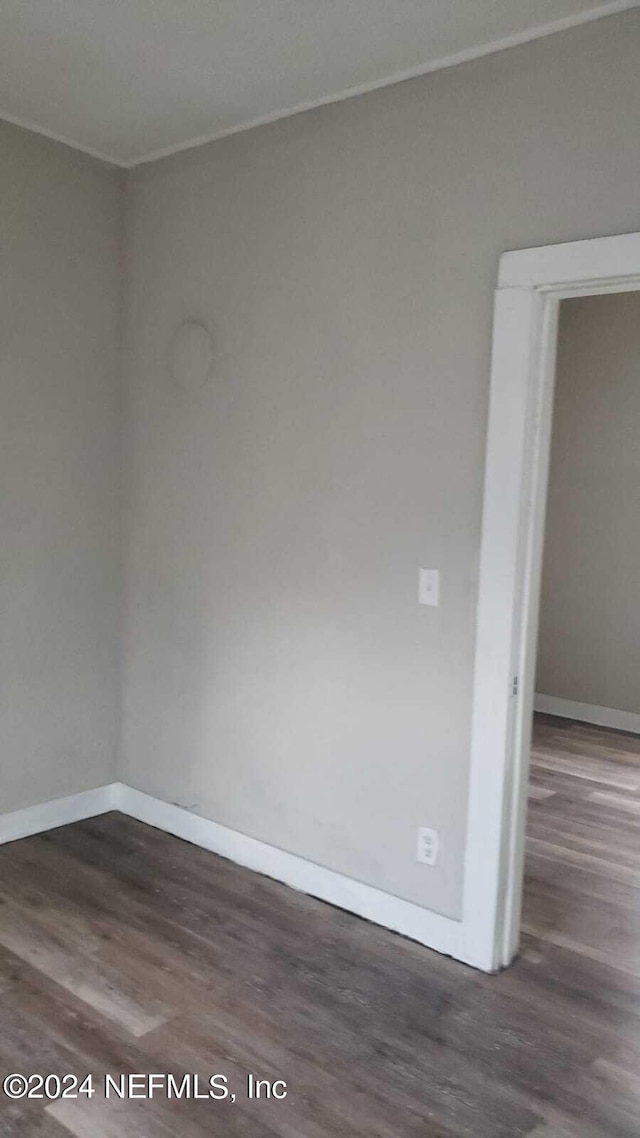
[{"left": 417, "top": 826, "right": 439, "bottom": 866}]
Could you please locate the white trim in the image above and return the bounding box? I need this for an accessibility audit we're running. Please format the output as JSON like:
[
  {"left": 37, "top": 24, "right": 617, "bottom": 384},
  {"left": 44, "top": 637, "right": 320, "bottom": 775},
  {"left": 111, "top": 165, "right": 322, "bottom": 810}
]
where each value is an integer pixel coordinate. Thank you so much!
[
  {"left": 498, "top": 231, "right": 640, "bottom": 289},
  {"left": 114, "top": 784, "right": 480, "bottom": 966},
  {"left": 464, "top": 286, "right": 559, "bottom": 972},
  {"left": 127, "top": 1, "right": 639, "bottom": 168},
  {"left": 470, "top": 229, "right": 640, "bottom": 971},
  {"left": 1, "top": 1, "right": 636, "bottom": 169},
  {"left": 535, "top": 693, "right": 640, "bottom": 735},
  {"left": 6, "top": 242, "right": 640, "bottom": 979},
  {"left": 0, "top": 784, "right": 119, "bottom": 845},
  {"left": 0, "top": 110, "right": 123, "bottom": 167},
  {"left": 0, "top": 781, "right": 485, "bottom": 966}
]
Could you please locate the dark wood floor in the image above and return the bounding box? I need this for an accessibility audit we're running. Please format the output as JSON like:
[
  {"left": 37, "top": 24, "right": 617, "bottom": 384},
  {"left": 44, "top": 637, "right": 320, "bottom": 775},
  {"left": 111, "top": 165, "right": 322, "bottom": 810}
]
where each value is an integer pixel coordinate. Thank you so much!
[{"left": 1, "top": 716, "right": 640, "bottom": 1137}]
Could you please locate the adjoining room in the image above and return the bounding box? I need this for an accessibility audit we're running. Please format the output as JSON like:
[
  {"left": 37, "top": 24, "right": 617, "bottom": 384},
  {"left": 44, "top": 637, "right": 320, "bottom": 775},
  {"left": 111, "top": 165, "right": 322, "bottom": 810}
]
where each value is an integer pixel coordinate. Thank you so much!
[
  {"left": 1, "top": 3, "right": 640, "bottom": 1135},
  {"left": 525, "top": 292, "right": 640, "bottom": 975}
]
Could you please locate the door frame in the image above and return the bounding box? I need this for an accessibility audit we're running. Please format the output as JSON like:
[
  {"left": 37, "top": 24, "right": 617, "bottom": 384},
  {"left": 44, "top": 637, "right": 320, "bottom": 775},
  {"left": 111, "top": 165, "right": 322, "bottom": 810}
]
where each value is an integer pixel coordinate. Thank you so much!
[{"left": 462, "top": 231, "right": 640, "bottom": 972}]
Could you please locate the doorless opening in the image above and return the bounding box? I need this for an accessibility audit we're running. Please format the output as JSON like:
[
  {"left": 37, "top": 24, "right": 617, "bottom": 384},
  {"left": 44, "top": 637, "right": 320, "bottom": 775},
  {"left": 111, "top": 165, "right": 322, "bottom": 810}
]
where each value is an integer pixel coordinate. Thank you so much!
[{"left": 462, "top": 231, "right": 640, "bottom": 972}]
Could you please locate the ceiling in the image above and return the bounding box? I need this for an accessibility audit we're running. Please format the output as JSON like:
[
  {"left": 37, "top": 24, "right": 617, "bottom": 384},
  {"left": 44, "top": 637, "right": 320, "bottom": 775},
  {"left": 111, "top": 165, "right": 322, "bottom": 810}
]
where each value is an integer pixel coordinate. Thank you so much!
[{"left": 0, "top": 0, "right": 636, "bottom": 167}]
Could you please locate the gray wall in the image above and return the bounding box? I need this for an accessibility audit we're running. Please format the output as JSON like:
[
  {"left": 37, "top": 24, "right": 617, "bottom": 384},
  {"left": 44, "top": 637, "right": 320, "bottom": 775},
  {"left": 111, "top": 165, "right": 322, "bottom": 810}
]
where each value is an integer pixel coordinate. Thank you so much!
[
  {"left": 537, "top": 292, "right": 640, "bottom": 714},
  {"left": 0, "top": 122, "right": 123, "bottom": 812},
  {"left": 122, "top": 10, "right": 640, "bottom": 920}
]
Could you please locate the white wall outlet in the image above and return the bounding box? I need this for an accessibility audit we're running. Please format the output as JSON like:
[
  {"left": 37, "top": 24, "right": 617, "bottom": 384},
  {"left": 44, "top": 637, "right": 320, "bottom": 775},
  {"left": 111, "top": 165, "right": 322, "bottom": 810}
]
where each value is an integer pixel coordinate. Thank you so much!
[
  {"left": 418, "top": 568, "right": 439, "bottom": 607},
  {"left": 417, "top": 826, "right": 440, "bottom": 866}
]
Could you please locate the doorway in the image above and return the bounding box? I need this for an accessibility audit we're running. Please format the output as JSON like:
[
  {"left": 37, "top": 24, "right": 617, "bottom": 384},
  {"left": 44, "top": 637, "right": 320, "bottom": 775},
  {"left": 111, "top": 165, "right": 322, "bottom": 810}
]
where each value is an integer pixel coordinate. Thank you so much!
[
  {"left": 524, "top": 290, "right": 640, "bottom": 968},
  {"left": 462, "top": 231, "right": 640, "bottom": 973}
]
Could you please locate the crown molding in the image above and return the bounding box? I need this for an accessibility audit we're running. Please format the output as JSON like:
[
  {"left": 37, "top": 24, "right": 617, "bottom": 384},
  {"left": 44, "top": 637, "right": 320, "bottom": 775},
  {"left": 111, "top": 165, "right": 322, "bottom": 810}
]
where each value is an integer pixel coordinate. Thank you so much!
[{"left": 1, "top": 0, "right": 637, "bottom": 170}]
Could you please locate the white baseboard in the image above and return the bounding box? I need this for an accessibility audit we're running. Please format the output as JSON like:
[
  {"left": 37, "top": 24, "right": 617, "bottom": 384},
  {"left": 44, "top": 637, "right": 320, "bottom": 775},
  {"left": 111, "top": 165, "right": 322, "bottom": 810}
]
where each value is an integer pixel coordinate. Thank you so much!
[
  {"left": 535, "top": 693, "right": 640, "bottom": 735},
  {"left": 114, "top": 783, "right": 467, "bottom": 964},
  {"left": 0, "top": 783, "right": 119, "bottom": 846},
  {"left": 0, "top": 780, "right": 473, "bottom": 968}
]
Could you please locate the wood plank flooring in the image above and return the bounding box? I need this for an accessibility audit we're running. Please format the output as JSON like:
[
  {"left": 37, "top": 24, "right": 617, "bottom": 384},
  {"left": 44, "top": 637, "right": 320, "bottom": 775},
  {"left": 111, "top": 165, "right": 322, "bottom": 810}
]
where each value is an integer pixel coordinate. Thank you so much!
[{"left": 1, "top": 714, "right": 640, "bottom": 1136}]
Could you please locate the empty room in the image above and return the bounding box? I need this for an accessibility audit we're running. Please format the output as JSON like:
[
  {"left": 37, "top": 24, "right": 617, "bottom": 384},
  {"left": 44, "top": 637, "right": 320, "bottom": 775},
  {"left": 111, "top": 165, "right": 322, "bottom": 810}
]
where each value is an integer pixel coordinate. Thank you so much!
[{"left": 1, "top": 3, "right": 640, "bottom": 1136}]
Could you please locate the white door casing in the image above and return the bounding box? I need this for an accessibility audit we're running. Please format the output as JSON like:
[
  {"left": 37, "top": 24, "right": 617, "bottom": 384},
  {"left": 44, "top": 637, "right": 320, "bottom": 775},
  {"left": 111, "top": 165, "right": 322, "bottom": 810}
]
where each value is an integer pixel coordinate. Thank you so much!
[{"left": 465, "top": 231, "right": 640, "bottom": 971}]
